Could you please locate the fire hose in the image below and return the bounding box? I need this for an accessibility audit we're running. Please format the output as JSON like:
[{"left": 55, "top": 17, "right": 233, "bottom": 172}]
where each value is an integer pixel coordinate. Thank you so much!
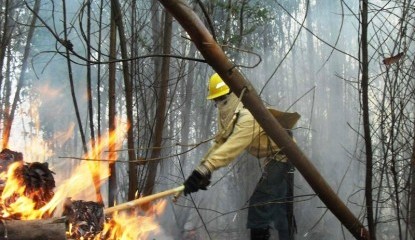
[{"left": 104, "top": 185, "right": 184, "bottom": 215}]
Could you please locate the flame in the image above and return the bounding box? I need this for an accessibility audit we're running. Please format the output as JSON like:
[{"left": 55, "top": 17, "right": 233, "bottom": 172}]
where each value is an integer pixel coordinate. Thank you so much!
[
  {"left": 23, "top": 136, "right": 53, "bottom": 163},
  {"left": 0, "top": 120, "right": 128, "bottom": 219},
  {"left": 96, "top": 200, "right": 166, "bottom": 240},
  {"left": 53, "top": 122, "right": 75, "bottom": 147},
  {"left": 85, "top": 119, "right": 128, "bottom": 203},
  {"left": 45, "top": 120, "right": 128, "bottom": 215},
  {"left": 15, "top": 98, "right": 53, "bottom": 163},
  {"left": 0, "top": 162, "right": 46, "bottom": 219},
  {"left": 34, "top": 83, "right": 63, "bottom": 99},
  {"left": 0, "top": 118, "right": 167, "bottom": 239}
]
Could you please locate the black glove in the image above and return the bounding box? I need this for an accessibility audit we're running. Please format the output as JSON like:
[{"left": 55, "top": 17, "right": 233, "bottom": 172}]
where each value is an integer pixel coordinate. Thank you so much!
[{"left": 183, "top": 166, "right": 211, "bottom": 196}]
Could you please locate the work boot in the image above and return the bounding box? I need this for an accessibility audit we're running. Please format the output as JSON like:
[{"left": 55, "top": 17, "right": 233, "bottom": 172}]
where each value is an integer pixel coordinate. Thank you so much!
[{"left": 250, "top": 227, "right": 270, "bottom": 240}]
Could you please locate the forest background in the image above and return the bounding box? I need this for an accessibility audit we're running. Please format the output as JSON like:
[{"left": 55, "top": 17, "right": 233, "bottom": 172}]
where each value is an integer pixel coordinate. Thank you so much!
[{"left": 0, "top": 0, "right": 414, "bottom": 239}]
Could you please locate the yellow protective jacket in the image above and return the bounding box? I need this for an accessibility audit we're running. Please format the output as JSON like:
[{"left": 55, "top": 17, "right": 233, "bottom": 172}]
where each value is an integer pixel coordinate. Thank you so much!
[{"left": 201, "top": 107, "right": 287, "bottom": 172}]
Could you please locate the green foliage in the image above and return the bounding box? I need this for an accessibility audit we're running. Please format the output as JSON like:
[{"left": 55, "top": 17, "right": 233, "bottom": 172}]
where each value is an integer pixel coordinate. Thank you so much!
[{"left": 213, "top": 0, "right": 275, "bottom": 46}]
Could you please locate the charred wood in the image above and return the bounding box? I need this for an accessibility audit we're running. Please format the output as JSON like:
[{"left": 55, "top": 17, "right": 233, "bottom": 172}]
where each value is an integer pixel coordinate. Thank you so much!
[
  {"left": 63, "top": 198, "right": 104, "bottom": 239},
  {"left": 0, "top": 217, "right": 67, "bottom": 240},
  {"left": 0, "top": 149, "right": 23, "bottom": 181}
]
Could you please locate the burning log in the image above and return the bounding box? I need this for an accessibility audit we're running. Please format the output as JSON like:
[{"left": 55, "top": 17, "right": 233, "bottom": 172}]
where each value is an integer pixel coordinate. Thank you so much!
[
  {"left": 0, "top": 217, "right": 67, "bottom": 240},
  {"left": 63, "top": 198, "right": 105, "bottom": 239},
  {"left": 64, "top": 187, "right": 177, "bottom": 240}
]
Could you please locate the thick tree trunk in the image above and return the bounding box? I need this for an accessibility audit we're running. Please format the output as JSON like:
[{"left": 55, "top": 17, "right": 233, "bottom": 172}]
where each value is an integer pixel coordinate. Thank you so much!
[
  {"left": 157, "top": 0, "right": 369, "bottom": 239},
  {"left": 0, "top": 217, "right": 67, "bottom": 240}
]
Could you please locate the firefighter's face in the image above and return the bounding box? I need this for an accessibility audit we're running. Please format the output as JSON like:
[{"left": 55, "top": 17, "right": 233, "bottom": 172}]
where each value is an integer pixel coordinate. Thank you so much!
[{"left": 214, "top": 94, "right": 229, "bottom": 108}]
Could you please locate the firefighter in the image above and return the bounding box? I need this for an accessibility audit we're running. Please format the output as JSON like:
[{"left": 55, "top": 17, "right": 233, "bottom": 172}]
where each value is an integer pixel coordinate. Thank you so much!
[{"left": 182, "top": 73, "right": 299, "bottom": 240}]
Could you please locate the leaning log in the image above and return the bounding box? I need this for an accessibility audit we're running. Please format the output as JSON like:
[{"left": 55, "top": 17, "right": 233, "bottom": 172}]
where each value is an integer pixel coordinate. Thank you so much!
[
  {"left": 0, "top": 217, "right": 67, "bottom": 240},
  {"left": 157, "top": 1, "right": 369, "bottom": 239}
]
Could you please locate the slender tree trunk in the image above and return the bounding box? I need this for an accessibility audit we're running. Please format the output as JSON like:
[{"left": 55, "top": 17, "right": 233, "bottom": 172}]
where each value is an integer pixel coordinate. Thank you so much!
[
  {"left": 111, "top": 0, "right": 138, "bottom": 201},
  {"left": 151, "top": 0, "right": 162, "bottom": 76},
  {"left": 2, "top": 47, "right": 12, "bottom": 145},
  {"left": 237, "top": 0, "right": 247, "bottom": 49},
  {"left": 408, "top": 61, "right": 415, "bottom": 238},
  {"left": 361, "top": 1, "right": 375, "bottom": 239},
  {"left": 62, "top": 0, "right": 98, "bottom": 203},
  {"left": 223, "top": 0, "right": 232, "bottom": 46},
  {"left": 180, "top": 44, "right": 197, "bottom": 161},
  {"left": 2, "top": 0, "right": 40, "bottom": 149},
  {"left": 86, "top": 0, "right": 95, "bottom": 148},
  {"left": 108, "top": 1, "right": 117, "bottom": 207},
  {"left": 143, "top": 11, "right": 173, "bottom": 197},
  {"left": 61, "top": 0, "right": 88, "bottom": 154},
  {"left": 147, "top": 0, "right": 162, "bottom": 181},
  {"left": 158, "top": 1, "right": 369, "bottom": 239},
  {"left": 410, "top": 117, "right": 415, "bottom": 238},
  {"left": 84, "top": 0, "right": 103, "bottom": 205},
  {"left": 0, "top": 0, "right": 14, "bottom": 93},
  {"left": 96, "top": 0, "right": 104, "bottom": 138}
]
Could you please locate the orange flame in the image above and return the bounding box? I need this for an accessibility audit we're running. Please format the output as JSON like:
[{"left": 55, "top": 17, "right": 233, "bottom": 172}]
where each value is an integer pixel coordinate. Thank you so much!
[
  {"left": 0, "top": 120, "right": 128, "bottom": 219},
  {"left": 53, "top": 122, "right": 75, "bottom": 147},
  {"left": 0, "top": 162, "right": 51, "bottom": 219},
  {"left": 45, "top": 120, "right": 128, "bottom": 215},
  {"left": 96, "top": 200, "right": 166, "bottom": 240},
  {"left": 0, "top": 118, "right": 167, "bottom": 239}
]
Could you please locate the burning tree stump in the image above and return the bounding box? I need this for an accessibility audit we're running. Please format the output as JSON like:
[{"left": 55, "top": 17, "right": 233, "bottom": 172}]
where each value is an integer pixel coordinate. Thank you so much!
[
  {"left": 0, "top": 149, "right": 55, "bottom": 200},
  {"left": 15, "top": 161, "right": 56, "bottom": 207},
  {"left": 0, "top": 217, "right": 67, "bottom": 240},
  {"left": 63, "top": 198, "right": 105, "bottom": 239},
  {"left": 0, "top": 160, "right": 56, "bottom": 219}
]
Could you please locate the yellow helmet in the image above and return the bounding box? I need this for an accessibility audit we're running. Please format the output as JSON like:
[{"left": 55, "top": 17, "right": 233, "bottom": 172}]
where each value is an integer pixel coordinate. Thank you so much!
[{"left": 207, "top": 73, "right": 230, "bottom": 100}]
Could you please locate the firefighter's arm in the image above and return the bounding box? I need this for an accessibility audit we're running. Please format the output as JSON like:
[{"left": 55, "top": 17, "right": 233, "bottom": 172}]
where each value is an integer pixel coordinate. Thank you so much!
[
  {"left": 183, "top": 110, "right": 258, "bottom": 195},
  {"left": 200, "top": 110, "right": 259, "bottom": 172}
]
